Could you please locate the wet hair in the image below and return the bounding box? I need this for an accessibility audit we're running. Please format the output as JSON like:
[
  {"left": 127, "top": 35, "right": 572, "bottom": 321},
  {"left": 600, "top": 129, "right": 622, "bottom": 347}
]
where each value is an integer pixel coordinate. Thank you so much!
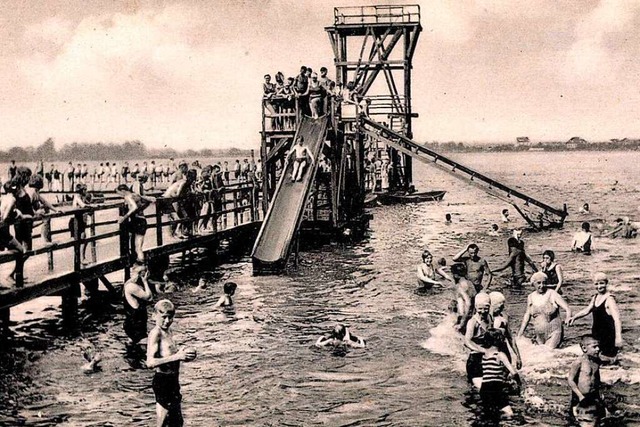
[
  {"left": 155, "top": 299, "right": 175, "bottom": 314},
  {"left": 491, "top": 224, "right": 499, "bottom": 231},
  {"left": 450, "top": 262, "right": 467, "bottom": 277},
  {"left": 331, "top": 324, "right": 347, "bottom": 340},
  {"left": 581, "top": 222, "right": 590, "bottom": 232},
  {"left": 3, "top": 179, "right": 20, "bottom": 195},
  {"left": 542, "top": 250, "right": 555, "bottom": 261},
  {"left": 468, "top": 243, "right": 479, "bottom": 250},
  {"left": 116, "top": 184, "right": 131, "bottom": 192},
  {"left": 223, "top": 282, "right": 237, "bottom": 295},
  {"left": 28, "top": 174, "right": 44, "bottom": 190},
  {"left": 320, "top": 66, "right": 328, "bottom": 73},
  {"left": 16, "top": 166, "right": 32, "bottom": 186},
  {"left": 502, "top": 209, "right": 509, "bottom": 215},
  {"left": 482, "top": 328, "right": 505, "bottom": 348},
  {"left": 421, "top": 250, "right": 432, "bottom": 261},
  {"left": 507, "top": 237, "right": 519, "bottom": 249},
  {"left": 445, "top": 213, "right": 452, "bottom": 221},
  {"left": 583, "top": 203, "right": 589, "bottom": 210},
  {"left": 580, "top": 334, "right": 599, "bottom": 348}
]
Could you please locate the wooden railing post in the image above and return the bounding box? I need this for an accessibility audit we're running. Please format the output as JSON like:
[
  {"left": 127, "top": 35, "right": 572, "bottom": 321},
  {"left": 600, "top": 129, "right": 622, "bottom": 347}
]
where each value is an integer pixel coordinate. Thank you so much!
[
  {"left": 44, "top": 215, "right": 54, "bottom": 271},
  {"left": 249, "top": 182, "right": 256, "bottom": 222},
  {"left": 73, "top": 211, "right": 83, "bottom": 272},
  {"left": 155, "top": 201, "right": 163, "bottom": 247},
  {"left": 118, "top": 205, "right": 130, "bottom": 280},
  {"left": 90, "top": 211, "right": 97, "bottom": 264},
  {"left": 233, "top": 189, "right": 239, "bottom": 227}
]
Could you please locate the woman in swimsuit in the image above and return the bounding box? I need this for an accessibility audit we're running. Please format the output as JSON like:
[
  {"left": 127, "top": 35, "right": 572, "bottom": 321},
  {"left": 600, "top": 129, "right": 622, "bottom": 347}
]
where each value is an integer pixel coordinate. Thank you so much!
[
  {"left": 518, "top": 272, "right": 572, "bottom": 349},
  {"left": 569, "top": 272, "right": 623, "bottom": 358},
  {"left": 489, "top": 291, "right": 522, "bottom": 369},
  {"left": 539, "top": 249, "right": 564, "bottom": 292},
  {"left": 464, "top": 292, "right": 493, "bottom": 389},
  {"left": 416, "top": 249, "right": 452, "bottom": 290}
]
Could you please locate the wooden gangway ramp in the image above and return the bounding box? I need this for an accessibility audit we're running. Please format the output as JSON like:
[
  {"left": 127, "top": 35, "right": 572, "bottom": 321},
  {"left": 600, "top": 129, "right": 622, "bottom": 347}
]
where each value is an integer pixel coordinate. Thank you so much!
[
  {"left": 0, "top": 182, "right": 261, "bottom": 335},
  {"left": 359, "top": 117, "right": 567, "bottom": 229}
]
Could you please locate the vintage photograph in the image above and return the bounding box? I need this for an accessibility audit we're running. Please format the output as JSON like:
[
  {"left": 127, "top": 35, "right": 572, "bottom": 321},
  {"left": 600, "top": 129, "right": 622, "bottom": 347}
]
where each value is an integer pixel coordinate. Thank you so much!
[{"left": 0, "top": 1, "right": 639, "bottom": 426}]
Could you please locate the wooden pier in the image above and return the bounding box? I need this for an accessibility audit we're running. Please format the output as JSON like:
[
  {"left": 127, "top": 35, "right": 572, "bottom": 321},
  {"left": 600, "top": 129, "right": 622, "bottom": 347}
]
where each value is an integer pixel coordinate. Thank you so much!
[{"left": 0, "top": 182, "right": 262, "bottom": 335}]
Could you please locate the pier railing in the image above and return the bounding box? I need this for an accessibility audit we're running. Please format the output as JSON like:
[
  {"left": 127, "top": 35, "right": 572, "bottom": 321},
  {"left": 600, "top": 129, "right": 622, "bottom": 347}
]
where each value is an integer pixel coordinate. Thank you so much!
[{"left": 0, "top": 182, "right": 261, "bottom": 308}]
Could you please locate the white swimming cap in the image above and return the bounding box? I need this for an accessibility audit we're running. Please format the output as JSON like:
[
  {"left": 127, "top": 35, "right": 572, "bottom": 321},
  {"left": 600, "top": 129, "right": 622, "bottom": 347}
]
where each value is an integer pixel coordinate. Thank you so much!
[
  {"left": 475, "top": 292, "right": 491, "bottom": 307},
  {"left": 530, "top": 272, "right": 548, "bottom": 283},
  {"left": 489, "top": 291, "right": 505, "bottom": 307},
  {"left": 593, "top": 272, "right": 608, "bottom": 283}
]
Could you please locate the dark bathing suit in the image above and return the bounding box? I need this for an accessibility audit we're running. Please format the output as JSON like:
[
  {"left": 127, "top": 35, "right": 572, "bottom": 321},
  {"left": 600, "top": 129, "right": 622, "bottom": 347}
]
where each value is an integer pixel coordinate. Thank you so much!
[
  {"left": 153, "top": 361, "right": 183, "bottom": 423},
  {"left": 123, "top": 287, "right": 147, "bottom": 343},
  {"left": 14, "top": 192, "right": 34, "bottom": 250},
  {"left": 592, "top": 295, "right": 617, "bottom": 357}
]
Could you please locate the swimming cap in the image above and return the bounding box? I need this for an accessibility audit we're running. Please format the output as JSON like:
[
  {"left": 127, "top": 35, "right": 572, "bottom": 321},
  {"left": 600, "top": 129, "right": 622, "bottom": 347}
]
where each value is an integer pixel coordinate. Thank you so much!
[
  {"left": 489, "top": 291, "right": 505, "bottom": 307},
  {"left": 593, "top": 272, "right": 608, "bottom": 283},
  {"left": 475, "top": 292, "right": 491, "bottom": 307},
  {"left": 530, "top": 272, "right": 548, "bottom": 283}
]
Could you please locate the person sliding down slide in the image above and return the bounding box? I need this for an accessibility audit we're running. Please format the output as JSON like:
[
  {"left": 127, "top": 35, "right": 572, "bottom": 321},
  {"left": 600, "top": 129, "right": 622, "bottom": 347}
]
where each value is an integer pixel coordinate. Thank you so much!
[{"left": 285, "top": 136, "right": 315, "bottom": 183}]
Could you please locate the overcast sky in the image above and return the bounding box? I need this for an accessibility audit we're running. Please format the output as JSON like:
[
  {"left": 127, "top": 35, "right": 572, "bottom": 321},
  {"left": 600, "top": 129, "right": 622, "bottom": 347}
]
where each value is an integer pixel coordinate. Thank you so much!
[{"left": 1, "top": 0, "right": 639, "bottom": 150}]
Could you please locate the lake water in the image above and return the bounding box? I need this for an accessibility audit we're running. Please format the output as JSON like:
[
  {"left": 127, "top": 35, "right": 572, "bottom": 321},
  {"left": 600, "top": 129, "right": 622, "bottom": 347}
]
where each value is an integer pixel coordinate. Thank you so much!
[{"left": 1, "top": 150, "right": 639, "bottom": 426}]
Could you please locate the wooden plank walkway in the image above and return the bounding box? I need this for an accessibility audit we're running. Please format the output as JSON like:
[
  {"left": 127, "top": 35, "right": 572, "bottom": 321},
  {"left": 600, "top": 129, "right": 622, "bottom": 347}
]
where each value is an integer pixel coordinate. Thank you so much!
[{"left": 0, "top": 182, "right": 262, "bottom": 314}]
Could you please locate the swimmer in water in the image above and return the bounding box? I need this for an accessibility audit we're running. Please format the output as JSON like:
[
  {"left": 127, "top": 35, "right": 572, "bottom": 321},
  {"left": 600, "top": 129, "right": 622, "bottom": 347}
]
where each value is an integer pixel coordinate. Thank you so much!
[
  {"left": 569, "top": 272, "right": 623, "bottom": 359},
  {"left": 488, "top": 223, "right": 500, "bottom": 237},
  {"left": 146, "top": 299, "right": 197, "bottom": 427},
  {"left": 579, "top": 203, "right": 590, "bottom": 215},
  {"left": 572, "top": 222, "right": 593, "bottom": 254},
  {"left": 517, "top": 272, "right": 572, "bottom": 349},
  {"left": 445, "top": 213, "right": 452, "bottom": 223},
  {"left": 567, "top": 335, "right": 606, "bottom": 427},
  {"left": 464, "top": 292, "right": 493, "bottom": 389},
  {"left": 416, "top": 250, "right": 452, "bottom": 290},
  {"left": 489, "top": 292, "right": 522, "bottom": 369},
  {"left": 213, "top": 282, "right": 237, "bottom": 308},
  {"left": 315, "top": 324, "right": 366, "bottom": 348},
  {"left": 493, "top": 237, "right": 537, "bottom": 288},
  {"left": 451, "top": 263, "right": 476, "bottom": 334},
  {"left": 601, "top": 217, "right": 638, "bottom": 239},
  {"left": 501, "top": 208, "right": 510, "bottom": 223}
]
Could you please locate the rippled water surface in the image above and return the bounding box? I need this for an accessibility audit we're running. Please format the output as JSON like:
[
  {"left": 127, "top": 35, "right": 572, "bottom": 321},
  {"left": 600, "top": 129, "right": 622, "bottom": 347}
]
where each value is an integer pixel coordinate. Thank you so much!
[{"left": 1, "top": 151, "right": 640, "bottom": 426}]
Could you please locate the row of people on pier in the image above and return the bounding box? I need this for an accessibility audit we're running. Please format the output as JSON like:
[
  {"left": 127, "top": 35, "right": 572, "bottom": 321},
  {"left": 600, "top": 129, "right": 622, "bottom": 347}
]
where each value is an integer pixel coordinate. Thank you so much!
[{"left": 4, "top": 158, "right": 263, "bottom": 193}]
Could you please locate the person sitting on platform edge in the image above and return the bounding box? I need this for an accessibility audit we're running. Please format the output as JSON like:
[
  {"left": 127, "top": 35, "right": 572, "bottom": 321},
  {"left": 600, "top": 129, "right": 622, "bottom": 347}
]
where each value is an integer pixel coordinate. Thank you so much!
[
  {"left": 316, "top": 323, "right": 366, "bottom": 348},
  {"left": 285, "top": 136, "right": 315, "bottom": 183},
  {"left": 117, "top": 184, "right": 156, "bottom": 265}
]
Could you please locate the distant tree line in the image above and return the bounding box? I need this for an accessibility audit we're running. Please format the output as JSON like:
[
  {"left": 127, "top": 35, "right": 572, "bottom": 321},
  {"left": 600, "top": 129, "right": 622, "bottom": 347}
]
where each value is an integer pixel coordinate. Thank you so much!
[
  {"left": 0, "top": 138, "right": 252, "bottom": 162},
  {"left": 423, "top": 139, "right": 640, "bottom": 153}
]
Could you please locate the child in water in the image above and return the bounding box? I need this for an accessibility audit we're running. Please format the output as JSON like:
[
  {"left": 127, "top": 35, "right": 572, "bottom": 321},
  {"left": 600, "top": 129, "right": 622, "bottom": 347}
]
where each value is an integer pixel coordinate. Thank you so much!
[
  {"left": 146, "top": 300, "right": 197, "bottom": 427},
  {"left": 213, "top": 282, "right": 237, "bottom": 308},
  {"left": 572, "top": 222, "right": 593, "bottom": 254},
  {"left": 451, "top": 263, "right": 477, "bottom": 333},
  {"left": 568, "top": 335, "right": 607, "bottom": 427},
  {"left": 316, "top": 324, "right": 366, "bottom": 348},
  {"left": 479, "top": 328, "right": 521, "bottom": 419}
]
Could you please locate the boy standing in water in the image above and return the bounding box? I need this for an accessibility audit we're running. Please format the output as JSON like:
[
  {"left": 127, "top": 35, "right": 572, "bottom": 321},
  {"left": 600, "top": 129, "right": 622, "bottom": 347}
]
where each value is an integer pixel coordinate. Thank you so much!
[
  {"left": 568, "top": 335, "right": 607, "bottom": 427},
  {"left": 451, "top": 263, "right": 477, "bottom": 333},
  {"left": 147, "top": 300, "right": 197, "bottom": 427}
]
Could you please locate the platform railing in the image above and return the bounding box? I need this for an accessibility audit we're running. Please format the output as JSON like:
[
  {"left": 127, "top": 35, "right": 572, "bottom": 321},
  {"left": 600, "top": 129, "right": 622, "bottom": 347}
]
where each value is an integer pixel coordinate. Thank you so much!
[
  {"left": 334, "top": 5, "right": 420, "bottom": 25},
  {"left": 0, "top": 182, "right": 261, "bottom": 290}
]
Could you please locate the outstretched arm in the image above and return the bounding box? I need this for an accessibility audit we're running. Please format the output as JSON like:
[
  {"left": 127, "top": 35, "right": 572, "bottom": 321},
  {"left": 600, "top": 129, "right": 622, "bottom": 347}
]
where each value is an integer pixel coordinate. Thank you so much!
[
  {"left": 146, "top": 329, "right": 187, "bottom": 369},
  {"left": 569, "top": 296, "right": 595, "bottom": 325},
  {"left": 493, "top": 252, "right": 516, "bottom": 273},
  {"left": 552, "top": 291, "right": 572, "bottom": 323},
  {"left": 483, "top": 260, "right": 494, "bottom": 289}
]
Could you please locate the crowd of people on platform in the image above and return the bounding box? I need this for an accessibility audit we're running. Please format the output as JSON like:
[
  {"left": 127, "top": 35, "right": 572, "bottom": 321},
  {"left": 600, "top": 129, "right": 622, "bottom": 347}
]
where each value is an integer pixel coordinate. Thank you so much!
[
  {"left": 263, "top": 66, "right": 372, "bottom": 128},
  {"left": 415, "top": 209, "right": 627, "bottom": 425}
]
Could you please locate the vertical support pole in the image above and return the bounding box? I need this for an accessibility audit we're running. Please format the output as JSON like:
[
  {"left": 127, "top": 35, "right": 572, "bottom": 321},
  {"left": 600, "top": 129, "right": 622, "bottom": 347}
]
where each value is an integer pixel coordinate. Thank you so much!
[
  {"left": 90, "top": 211, "right": 97, "bottom": 264},
  {"left": 61, "top": 282, "right": 80, "bottom": 329},
  {"left": 233, "top": 189, "right": 239, "bottom": 227},
  {"left": 44, "top": 216, "right": 54, "bottom": 271},
  {"left": 0, "top": 308, "right": 10, "bottom": 338},
  {"left": 73, "top": 211, "right": 83, "bottom": 272},
  {"left": 403, "top": 27, "right": 413, "bottom": 188},
  {"left": 118, "top": 205, "right": 130, "bottom": 280},
  {"left": 155, "top": 202, "right": 163, "bottom": 247},
  {"left": 249, "top": 182, "right": 256, "bottom": 222}
]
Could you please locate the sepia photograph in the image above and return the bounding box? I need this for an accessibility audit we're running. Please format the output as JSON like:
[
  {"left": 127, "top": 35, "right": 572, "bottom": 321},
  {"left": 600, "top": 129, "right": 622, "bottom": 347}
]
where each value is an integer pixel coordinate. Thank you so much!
[{"left": 0, "top": 1, "right": 639, "bottom": 426}]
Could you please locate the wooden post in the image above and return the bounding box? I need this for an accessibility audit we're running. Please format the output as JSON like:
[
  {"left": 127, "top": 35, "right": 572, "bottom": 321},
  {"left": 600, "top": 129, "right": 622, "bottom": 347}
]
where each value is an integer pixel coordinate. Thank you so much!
[
  {"left": 44, "top": 216, "right": 54, "bottom": 271},
  {"left": 73, "top": 211, "right": 83, "bottom": 272},
  {"left": 90, "top": 211, "right": 97, "bottom": 264},
  {"left": 61, "top": 282, "right": 80, "bottom": 328},
  {"left": 233, "top": 189, "right": 239, "bottom": 227},
  {"left": 249, "top": 183, "right": 256, "bottom": 222},
  {"left": 155, "top": 202, "right": 163, "bottom": 247},
  {"left": 118, "top": 205, "right": 130, "bottom": 280},
  {"left": 0, "top": 308, "right": 10, "bottom": 338}
]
